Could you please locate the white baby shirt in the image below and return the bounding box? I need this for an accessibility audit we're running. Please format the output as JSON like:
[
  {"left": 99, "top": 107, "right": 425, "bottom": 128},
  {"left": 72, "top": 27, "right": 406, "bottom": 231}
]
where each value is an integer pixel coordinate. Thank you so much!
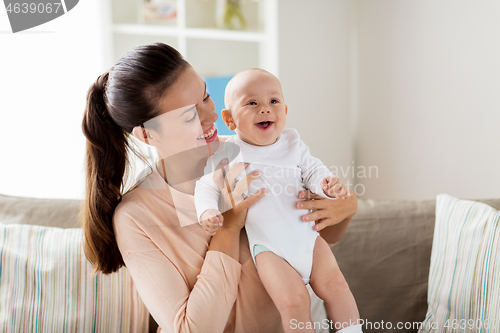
[{"left": 194, "top": 128, "right": 334, "bottom": 284}]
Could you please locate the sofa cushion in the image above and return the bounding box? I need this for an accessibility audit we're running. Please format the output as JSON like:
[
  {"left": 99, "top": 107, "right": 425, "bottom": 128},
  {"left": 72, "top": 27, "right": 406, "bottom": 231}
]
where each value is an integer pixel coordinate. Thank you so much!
[
  {"left": 332, "top": 198, "right": 437, "bottom": 333},
  {"left": 0, "top": 223, "right": 149, "bottom": 332},
  {"left": 418, "top": 194, "right": 500, "bottom": 333}
]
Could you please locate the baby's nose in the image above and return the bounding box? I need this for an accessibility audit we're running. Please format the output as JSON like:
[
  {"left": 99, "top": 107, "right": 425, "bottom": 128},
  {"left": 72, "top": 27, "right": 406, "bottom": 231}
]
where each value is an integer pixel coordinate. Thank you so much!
[{"left": 259, "top": 108, "right": 271, "bottom": 114}]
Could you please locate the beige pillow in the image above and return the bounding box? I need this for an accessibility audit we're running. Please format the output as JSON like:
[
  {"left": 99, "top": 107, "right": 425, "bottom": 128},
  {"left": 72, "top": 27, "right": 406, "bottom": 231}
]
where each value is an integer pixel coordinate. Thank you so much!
[{"left": 0, "top": 224, "right": 149, "bottom": 332}]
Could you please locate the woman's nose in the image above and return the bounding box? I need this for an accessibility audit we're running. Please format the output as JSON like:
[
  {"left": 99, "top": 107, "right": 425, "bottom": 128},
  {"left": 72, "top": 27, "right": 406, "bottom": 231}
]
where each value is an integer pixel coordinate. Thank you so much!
[{"left": 199, "top": 103, "right": 218, "bottom": 124}]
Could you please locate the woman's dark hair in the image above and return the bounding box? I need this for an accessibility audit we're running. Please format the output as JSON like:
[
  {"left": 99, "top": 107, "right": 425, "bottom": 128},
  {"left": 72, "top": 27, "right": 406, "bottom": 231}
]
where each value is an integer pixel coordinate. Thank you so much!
[{"left": 81, "top": 43, "right": 189, "bottom": 274}]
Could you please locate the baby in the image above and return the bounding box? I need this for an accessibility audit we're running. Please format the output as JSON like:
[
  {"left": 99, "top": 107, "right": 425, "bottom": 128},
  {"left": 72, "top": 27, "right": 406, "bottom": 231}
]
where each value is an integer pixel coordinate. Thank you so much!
[{"left": 194, "top": 69, "right": 362, "bottom": 333}]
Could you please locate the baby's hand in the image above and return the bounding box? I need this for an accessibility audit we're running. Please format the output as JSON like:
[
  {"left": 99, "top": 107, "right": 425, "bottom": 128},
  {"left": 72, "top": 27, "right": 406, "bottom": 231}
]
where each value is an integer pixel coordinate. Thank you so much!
[
  {"left": 200, "top": 209, "right": 224, "bottom": 236},
  {"left": 321, "top": 176, "right": 350, "bottom": 199}
]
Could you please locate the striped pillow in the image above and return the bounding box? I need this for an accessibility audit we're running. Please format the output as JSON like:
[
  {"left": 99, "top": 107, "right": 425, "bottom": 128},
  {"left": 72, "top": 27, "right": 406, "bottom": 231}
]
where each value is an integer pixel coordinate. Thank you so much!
[
  {"left": 419, "top": 194, "right": 500, "bottom": 332},
  {"left": 0, "top": 224, "right": 149, "bottom": 332}
]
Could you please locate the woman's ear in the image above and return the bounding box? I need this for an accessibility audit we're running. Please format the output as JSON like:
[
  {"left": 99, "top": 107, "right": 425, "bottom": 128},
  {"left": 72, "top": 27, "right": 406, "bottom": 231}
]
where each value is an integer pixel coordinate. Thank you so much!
[
  {"left": 221, "top": 109, "right": 237, "bottom": 131},
  {"left": 132, "top": 126, "right": 156, "bottom": 145}
]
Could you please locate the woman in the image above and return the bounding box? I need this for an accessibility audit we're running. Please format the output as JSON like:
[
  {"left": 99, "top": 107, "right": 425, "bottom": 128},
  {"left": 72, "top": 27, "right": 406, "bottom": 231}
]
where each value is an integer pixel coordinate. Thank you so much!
[{"left": 81, "top": 43, "right": 357, "bottom": 333}]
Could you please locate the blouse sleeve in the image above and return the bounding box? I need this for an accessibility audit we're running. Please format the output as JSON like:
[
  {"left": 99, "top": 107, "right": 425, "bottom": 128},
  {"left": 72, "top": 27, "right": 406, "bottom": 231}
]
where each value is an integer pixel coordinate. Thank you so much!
[{"left": 114, "top": 208, "right": 242, "bottom": 333}]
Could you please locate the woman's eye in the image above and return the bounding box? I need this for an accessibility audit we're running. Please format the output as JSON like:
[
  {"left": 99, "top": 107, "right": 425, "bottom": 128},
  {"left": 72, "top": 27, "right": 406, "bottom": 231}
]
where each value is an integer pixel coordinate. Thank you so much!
[
  {"left": 186, "top": 110, "right": 198, "bottom": 123},
  {"left": 203, "top": 93, "right": 210, "bottom": 101}
]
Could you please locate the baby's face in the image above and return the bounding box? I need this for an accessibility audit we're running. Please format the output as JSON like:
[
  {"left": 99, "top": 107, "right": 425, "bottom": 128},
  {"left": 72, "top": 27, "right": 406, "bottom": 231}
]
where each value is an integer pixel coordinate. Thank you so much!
[{"left": 225, "top": 71, "right": 287, "bottom": 146}]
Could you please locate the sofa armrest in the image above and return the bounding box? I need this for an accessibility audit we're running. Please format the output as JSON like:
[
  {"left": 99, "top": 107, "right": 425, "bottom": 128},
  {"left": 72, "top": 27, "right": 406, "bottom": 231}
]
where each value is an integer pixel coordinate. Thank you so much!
[{"left": 0, "top": 193, "right": 81, "bottom": 228}]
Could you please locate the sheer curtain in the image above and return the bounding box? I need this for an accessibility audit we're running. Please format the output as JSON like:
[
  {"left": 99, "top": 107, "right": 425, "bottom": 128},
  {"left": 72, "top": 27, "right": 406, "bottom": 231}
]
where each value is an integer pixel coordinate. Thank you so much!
[{"left": 0, "top": 0, "right": 111, "bottom": 199}]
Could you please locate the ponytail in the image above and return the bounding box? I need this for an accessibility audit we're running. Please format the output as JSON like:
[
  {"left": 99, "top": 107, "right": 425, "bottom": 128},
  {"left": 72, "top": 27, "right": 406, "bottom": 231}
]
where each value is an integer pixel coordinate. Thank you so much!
[
  {"left": 81, "top": 43, "right": 189, "bottom": 274},
  {"left": 82, "top": 72, "right": 127, "bottom": 274}
]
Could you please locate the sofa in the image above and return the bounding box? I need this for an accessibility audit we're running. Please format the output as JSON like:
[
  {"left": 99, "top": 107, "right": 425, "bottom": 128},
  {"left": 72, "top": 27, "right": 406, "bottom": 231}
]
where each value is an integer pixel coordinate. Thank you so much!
[{"left": 1, "top": 193, "right": 499, "bottom": 333}]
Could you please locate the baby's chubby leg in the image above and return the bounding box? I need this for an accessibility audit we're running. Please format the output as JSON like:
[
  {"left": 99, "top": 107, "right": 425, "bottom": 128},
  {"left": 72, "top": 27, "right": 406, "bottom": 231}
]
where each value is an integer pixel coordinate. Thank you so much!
[
  {"left": 309, "top": 237, "right": 362, "bottom": 332},
  {"left": 255, "top": 251, "right": 315, "bottom": 333}
]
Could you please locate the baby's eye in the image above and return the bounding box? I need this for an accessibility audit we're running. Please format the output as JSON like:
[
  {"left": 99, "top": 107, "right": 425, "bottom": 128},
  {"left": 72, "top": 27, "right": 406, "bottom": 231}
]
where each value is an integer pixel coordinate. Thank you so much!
[
  {"left": 249, "top": 101, "right": 257, "bottom": 106},
  {"left": 270, "top": 99, "right": 279, "bottom": 104}
]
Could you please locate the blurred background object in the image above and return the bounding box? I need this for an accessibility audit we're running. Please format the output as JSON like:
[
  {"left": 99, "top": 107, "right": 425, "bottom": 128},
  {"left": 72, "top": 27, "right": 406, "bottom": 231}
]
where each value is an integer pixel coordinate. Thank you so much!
[
  {"left": 215, "top": 0, "right": 246, "bottom": 30},
  {"left": 141, "top": 0, "right": 177, "bottom": 24},
  {"left": 1, "top": 0, "right": 499, "bottom": 201}
]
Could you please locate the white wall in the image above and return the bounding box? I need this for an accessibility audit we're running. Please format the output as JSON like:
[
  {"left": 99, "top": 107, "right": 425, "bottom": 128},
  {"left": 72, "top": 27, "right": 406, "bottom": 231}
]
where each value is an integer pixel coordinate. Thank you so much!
[
  {"left": 2, "top": 0, "right": 499, "bottom": 201},
  {"left": 278, "top": 0, "right": 354, "bottom": 183},
  {"left": 355, "top": 0, "right": 500, "bottom": 200},
  {"left": 0, "top": 0, "right": 110, "bottom": 199}
]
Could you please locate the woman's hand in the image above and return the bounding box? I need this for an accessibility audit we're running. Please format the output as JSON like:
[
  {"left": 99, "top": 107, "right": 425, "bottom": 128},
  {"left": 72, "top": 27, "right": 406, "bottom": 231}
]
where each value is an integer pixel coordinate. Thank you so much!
[
  {"left": 297, "top": 189, "right": 357, "bottom": 244},
  {"left": 208, "top": 160, "right": 266, "bottom": 261},
  {"left": 212, "top": 160, "right": 266, "bottom": 231}
]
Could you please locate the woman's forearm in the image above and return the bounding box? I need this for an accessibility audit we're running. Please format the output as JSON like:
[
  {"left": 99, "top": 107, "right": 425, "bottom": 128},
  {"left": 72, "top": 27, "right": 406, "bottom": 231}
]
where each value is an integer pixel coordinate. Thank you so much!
[
  {"left": 298, "top": 189, "right": 357, "bottom": 245},
  {"left": 320, "top": 191, "right": 357, "bottom": 245},
  {"left": 208, "top": 186, "right": 266, "bottom": 261},
  {"left": 208, "top": 226, "right": 241, "bottom": 261},
  {"left": 320, "top": 215, "right": 352, "bottom": 246}
]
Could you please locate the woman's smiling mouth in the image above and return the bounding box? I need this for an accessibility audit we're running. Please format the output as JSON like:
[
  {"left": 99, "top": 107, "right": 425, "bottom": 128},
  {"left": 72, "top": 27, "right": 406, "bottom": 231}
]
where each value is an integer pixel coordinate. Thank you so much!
[{"left": 197, "top": 125, "right": 218, "bottom": 142}]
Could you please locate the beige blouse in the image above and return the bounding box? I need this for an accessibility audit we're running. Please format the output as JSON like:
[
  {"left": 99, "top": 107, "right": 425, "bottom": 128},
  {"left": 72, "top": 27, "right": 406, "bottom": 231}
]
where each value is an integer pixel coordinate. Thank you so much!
[{"left": 113, "top": 166, "right": 283, "bottom": 333}]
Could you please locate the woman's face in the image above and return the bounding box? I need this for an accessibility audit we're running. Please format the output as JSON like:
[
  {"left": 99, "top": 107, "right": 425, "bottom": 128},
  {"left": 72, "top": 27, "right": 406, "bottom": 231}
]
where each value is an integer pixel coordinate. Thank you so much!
[{"left": 145, "top": 66, "right": 219, "bottom": 159}]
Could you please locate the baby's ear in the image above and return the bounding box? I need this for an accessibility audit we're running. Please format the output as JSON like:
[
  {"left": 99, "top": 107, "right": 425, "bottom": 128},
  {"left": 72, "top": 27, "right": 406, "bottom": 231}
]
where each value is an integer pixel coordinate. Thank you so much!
[
  {"left": 285, "top": 105, "right": 288, "bottom": 115},
  {"left": 221, "top": 109, "right": 237, "bottom": 130}
]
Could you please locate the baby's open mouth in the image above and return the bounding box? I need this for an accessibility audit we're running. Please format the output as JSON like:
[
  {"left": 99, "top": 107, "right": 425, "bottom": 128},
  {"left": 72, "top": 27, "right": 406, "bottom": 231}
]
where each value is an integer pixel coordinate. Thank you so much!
[{"left": 256, "top": 121, "right": 273, "bottom": 129}]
